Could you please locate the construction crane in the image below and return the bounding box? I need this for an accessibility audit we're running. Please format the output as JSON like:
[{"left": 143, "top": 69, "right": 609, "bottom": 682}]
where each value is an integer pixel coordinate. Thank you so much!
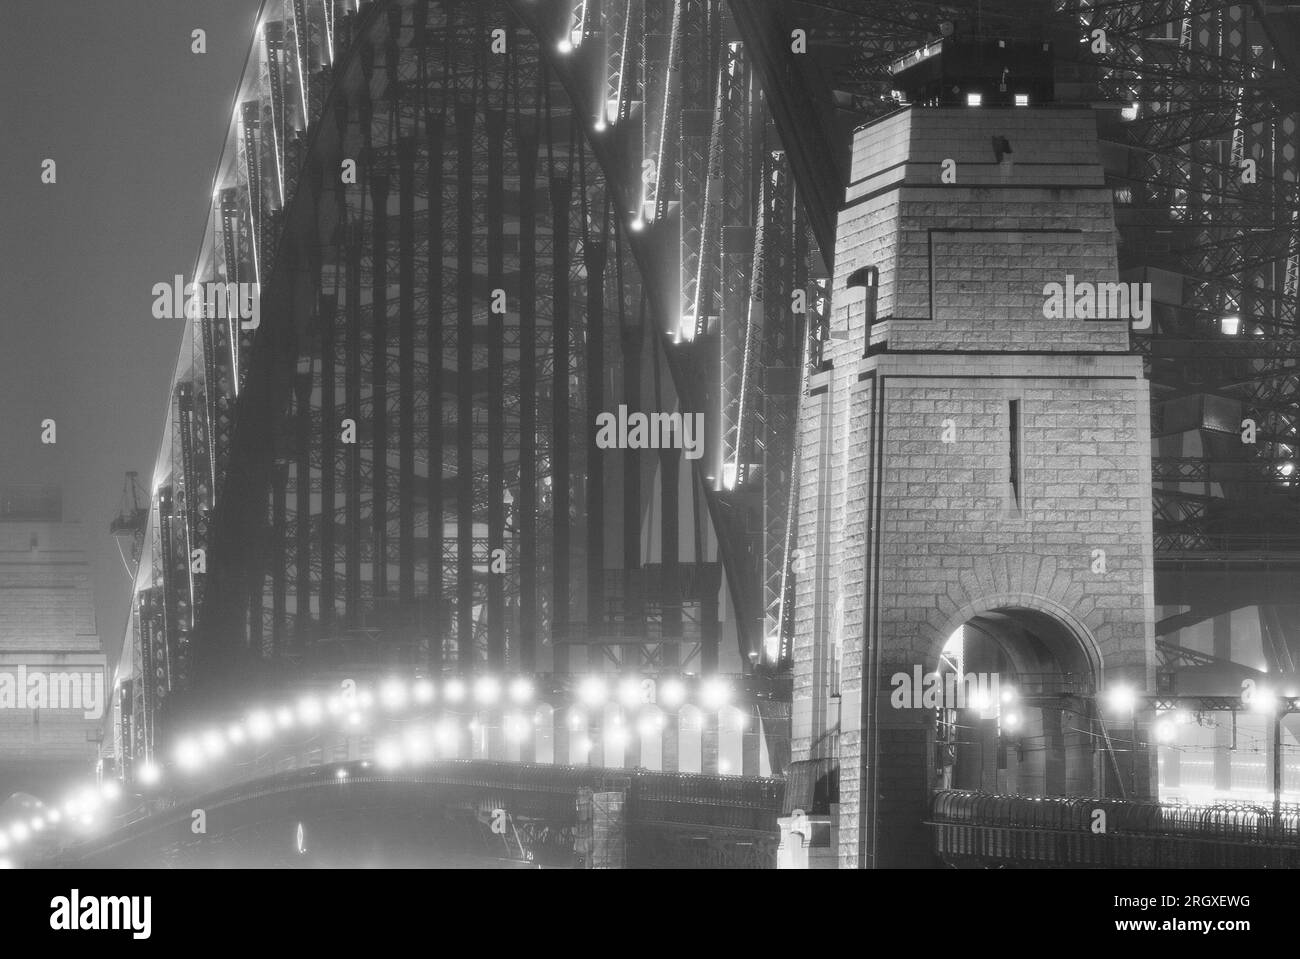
[{"left": 110, "top": 471, "right": 148, "bottom": 578}]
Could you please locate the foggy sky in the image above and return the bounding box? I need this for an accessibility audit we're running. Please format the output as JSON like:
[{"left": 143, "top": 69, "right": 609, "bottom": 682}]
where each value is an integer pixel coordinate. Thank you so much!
[{"left": 0, "top": 0, "right": 264, "bottom": 667}]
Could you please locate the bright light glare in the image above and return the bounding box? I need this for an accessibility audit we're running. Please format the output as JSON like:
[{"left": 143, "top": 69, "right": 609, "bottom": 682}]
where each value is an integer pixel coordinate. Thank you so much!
[
  {"left": 618, "top": 678, "right": 642, "bottom": 708},
  {"left": 630, "top": 218, "right": 645, "bottom": 232},
  {"left": 176, "top": 738, "right": 204, "bottom": 770},
  {"left": 1154, "top": 719, "right": 1175, "bottom": 742},
  {"left": 380, "top": 680, "right": 408, "bottom": 710},
  {"left": 10, "top": 823, "right": 28, "bottom": 843},
  {"left": 1014, "top": 93, "right": 1029, "bottom": 106},
  {"left": 701, "top": 678, "right": 731, "bottom": 710},
  {"left": 404, "top": 729, "right": 430, "bottom": 761},
  {"left": 376, "top": 741, "right": 403, "bottom": 769},
  {"left": 966, "top": 92, "right": 983, "bottom": 107},
  {"left": 607, "top": 727, "right": 628, "bottom": 749},
  {"left": 413, "top": 679, "right": 435, "bottom": 704},
  {"left": 1003, "top": 712, "right": 1021, "bottom": 729},
  {"left": 473, "top": 676, "right": 501, "bottom": 705},
  {"left": 577, "top": 676, "right": 607, "bottom": 707},
  {"left": 202, "top": 729, "right": 226, "bottom": 758},
  {"left": 247, "top": 710, "right": 274, "bottom": 740},
  {"left": 227, "top": 724, "right": 246, "bottom": 745},
  {"left": 275, "top": 706, "right": 295, "bottom": 729},
  {"left": 100, "top": 781, "right": 122, "bottom": 803},
  {"left": 508, "top": 677, "right": 533, "bottom": 704},
  {"left": 1252, "top": 686, "right": 1278, "bottom": 713},
  {"left": 1221, "top": 315, "right": 1241, "bottom": 335},
  {"left": 659, "top": 679, "right": 685, "bottom": 709},
  {"left": 1121, "top": 102, "right": 1140, "bottom": 121},
  {"left": 445, "top": 679, "right": 466, "bottom": 703},
  {"left": 298, "top": 696, "right": 323, "bottom": 725},
  {"left": 568, "top": 710, "right": 586, "bottom": 730},
  {"left": 1106, "top": 685, "right": 1137, "bottom": 713},
  {"left": 139, "top": 763, "right": 161, "bottom": 786},
  {"left": 557, "top": 39, "right": 573, "bottom": 54},
  {"left": 335, "top": 768, "right": 348, "bottom": 780}
]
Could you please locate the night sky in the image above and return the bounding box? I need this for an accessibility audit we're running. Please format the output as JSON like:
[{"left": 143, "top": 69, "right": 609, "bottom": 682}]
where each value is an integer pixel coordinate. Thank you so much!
[{"left": 1, "top": 0, "right": 263, "bottom": 664}]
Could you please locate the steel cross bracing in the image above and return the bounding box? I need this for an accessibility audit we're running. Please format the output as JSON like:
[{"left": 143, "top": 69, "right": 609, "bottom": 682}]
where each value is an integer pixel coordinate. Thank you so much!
[
  {"left": 1069, "top": 2, "right": 1300, "bottom": 562},
  {"left": 738, "top": 1, "right": 1298, "bottom": 595},
  {"left": 119, "top": 0, "right": 815, "bottom": 778}
]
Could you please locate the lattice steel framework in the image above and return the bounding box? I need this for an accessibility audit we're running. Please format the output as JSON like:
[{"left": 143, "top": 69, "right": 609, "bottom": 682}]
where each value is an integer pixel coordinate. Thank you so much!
[{"left": 112, "top": 0, "right": 833, "bottom": 779}]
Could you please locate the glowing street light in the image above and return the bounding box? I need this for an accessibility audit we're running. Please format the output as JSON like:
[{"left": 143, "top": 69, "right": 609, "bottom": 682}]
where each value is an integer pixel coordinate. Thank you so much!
[
  {"left": 577, "top": 675, "right": 607, "bottom": 707},
  {"left": 508, "top": 677, "right": 534, "bottom": 704},
  {"left": 1106, "top": 685, "right": 1137, "bottom": 713}
]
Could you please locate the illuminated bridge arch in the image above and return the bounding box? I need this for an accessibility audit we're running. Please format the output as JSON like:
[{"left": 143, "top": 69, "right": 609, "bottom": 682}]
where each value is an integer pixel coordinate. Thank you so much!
[{"left": 111, "top": 0, "right": 827, "bottom": 785}]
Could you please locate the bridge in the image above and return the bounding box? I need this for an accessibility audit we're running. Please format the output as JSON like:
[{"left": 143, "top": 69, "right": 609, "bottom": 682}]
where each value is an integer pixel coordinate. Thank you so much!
[
  {"left": 4, "top": 0, "right": 1300, "bottom": 869},
  {"left": 40, "top": 760, "right": 782, "bottom": 869}
]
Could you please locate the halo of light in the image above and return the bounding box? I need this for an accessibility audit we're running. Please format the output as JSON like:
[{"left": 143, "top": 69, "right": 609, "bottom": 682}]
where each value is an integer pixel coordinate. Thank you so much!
[
  {"left": 375, "top": 740, "right": 403, "bottom": 770},
  {"left": 473, "top": 676, "right": 501, "bottom": 705},
  {"left": 618, "top": 678, "right": 642, "bottom": 708},
  {"left": 577, "top": 675, "right": 607, "bottom": 707},
  {"left": 201, "top": 729, "right": 226, "bottom": 759},
  {"left": 413, "top": 679, "right": 435, "bottom": 704},
  {"left": 275, "top": 706, "right": 295, "bottom": 729},
  {"left": 297, "top": 696, "right": 323, "bottom": 725},
  {"left": 176, "top": 737, "right": 204, "bottom": 771},
  {"left": 380, "top": 679, "right": 408, "bottom": 710},
  {"left": 227, "top": 723, "right": 246, "bottom": 745},
  {"left": 659, "top": 678, "right": 686, "bottom": 708},
  {"left": 138, "top": 762, "right": 161, "bottom": 786},
  {"left": 247, "top": 710, "right": 274, "bottom": 740},
  {"left": 444, "top": 679, "right": 467, "bottom": 703},
  {"left": 508, "top": 677, "right": 534, "bottom": 704},
  {"left": 701, "top": 678, "right": 731, "bottom": 710},
  {"left": 1106, "top": 685, "right": 1137, "bottom": 713}
]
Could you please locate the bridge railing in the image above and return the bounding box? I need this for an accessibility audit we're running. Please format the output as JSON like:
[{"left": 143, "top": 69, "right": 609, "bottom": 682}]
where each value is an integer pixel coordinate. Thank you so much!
[{"left": 931, "top": 790, "right": 1300, "bottom": 867}]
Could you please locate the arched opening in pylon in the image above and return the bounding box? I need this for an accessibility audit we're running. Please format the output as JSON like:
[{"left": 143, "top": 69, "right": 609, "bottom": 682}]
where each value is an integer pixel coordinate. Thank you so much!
[{"left": 932, "top": 608, "right": 1099, "bottom": 797}]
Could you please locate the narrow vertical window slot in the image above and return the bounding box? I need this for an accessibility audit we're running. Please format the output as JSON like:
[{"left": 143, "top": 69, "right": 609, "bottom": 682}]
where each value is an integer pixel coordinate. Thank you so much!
[{"left": 1008, "top": 399, "right": 1021, "bottom": 508}]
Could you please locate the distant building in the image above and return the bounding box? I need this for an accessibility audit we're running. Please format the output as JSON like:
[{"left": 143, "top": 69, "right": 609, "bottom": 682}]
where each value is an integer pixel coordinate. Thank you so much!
[{"left": 0, "top": 486, "right": 106, "bottom": 800}]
